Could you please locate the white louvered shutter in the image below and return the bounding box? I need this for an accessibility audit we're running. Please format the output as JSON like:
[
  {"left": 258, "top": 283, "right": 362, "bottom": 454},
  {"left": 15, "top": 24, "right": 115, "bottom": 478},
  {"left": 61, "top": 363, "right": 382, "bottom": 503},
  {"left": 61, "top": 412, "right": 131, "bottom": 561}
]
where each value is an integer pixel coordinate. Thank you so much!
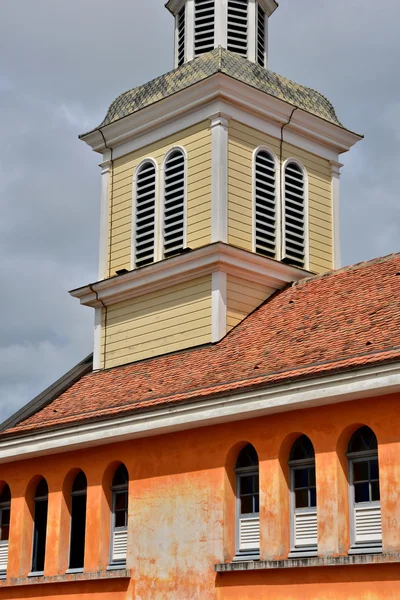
[
  {"left": 177, "top": 6, "right": 186, "bottom": 66},
  {"left": 112, "top": 529, "right": 128, "bottom": 563},
  {"left": 163, "top": 150, "right": 185, "bottom": 258},
  {"left": 257, "top": 4, "right": 265, "bottom": 66},
  {"left": 255, "top": 150, "right": 276, "bottom": 258},
  {"left": 194, "top": 0, "right": 215, "bottom": 55},
  {"left": 294, "top": 510, "right": 318, "bottom": 549},
  {"left": 227, "top": 0, "right": 248, "bottom": 57},
  {"left": 0, "top": 542, "right": 8, "bottom": 573},
  {"left": 354, "top": 504, "right": 382, "bottom": 545},
  {"left": 135, "top": 162, "right": 156, "bottom": 268},
  {"left": 283, "top": 162, "right": 306, "bottom": 268},
  {"left": 239, "top": 517, "right": 260, "bottom": 552}
]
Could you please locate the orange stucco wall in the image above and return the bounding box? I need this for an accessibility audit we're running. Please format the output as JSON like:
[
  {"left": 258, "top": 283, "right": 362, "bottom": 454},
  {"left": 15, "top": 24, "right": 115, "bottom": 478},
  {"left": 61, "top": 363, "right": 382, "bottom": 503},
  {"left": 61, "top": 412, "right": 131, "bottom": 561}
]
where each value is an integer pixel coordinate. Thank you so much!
[{"left": 1, "top": 392, "right": 400, "bottom": 599}]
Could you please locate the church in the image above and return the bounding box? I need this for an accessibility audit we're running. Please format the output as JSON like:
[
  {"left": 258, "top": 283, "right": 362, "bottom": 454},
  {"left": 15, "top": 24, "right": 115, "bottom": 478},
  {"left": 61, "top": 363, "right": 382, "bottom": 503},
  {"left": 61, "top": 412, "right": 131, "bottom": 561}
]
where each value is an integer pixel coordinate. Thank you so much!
[{"left": 0, "top": 0, "right": 399, "bottom": 598}]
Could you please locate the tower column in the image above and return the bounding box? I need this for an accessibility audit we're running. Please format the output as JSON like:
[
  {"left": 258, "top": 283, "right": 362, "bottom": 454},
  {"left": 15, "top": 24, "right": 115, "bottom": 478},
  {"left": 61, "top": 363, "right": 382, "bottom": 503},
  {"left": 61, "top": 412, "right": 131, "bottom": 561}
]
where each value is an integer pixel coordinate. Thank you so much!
[
  {"left": 330, "top": 161, "right": 343, "bottom": 270},
  {"left": 186, "top": 0, "right": 195, "bottom": 61},
  {"left": 210, "top": 114, "right": 230, "bottom": 243},
  {"left": 98, "top": 159, "right": 111, "bottom": 281},
  {"left": 248, "top": 0, "right": 257, "bottom": 63}
]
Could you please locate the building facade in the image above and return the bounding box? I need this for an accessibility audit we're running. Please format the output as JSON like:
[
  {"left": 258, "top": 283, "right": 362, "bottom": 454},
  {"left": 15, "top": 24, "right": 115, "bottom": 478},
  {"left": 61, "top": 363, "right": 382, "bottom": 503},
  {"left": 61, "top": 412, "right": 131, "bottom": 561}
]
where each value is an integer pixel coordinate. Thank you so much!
[{"left": 0, "top": 1, "right": 399, "bottom": 598}]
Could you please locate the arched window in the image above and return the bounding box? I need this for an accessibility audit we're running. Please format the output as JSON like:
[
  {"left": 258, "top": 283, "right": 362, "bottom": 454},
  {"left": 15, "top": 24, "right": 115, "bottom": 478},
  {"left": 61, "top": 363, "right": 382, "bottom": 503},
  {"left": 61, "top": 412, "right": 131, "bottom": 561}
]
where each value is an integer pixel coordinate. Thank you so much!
[
  {"left": 235, "top": 444, "right": 259, "bottom": 558},
  {"left": 347, "top": 426, "right": 381, "bottom": 553},
  {"left": 257, "top": 3, "right": 266, "bottom": 66},
  {"left": 283, "top": 161, "right": 306, "bottom": 268},
  {"left": 289, "top": 436, "right": 317, "bottom": 557},
  {"left": 110, "top": 465, "right": 129, "bottom": 565},
  {"left": 163, "top": 149, "right": 186, "bottom": 259},
  {"left": 227, "top": 0, "right": 248, "bottom": 58},
  {"left": 0, "top": 485, "right": 11, "bottom": 576},
  {"left": 254, "top": 149, "right": 277, "bottom": 259},
  {"left": 194, "top": 0, "right": 215, "bottom": 56},
  {"left": 177, "top": 5, "right": 186, "bottom": 67},
  {"left": 69, "top": 472, "right": 87, "bottom": 571},
  {"left": 31, "top": 478, "right": 48, "bottom": 574},
  {"left": 134, "top": 161, "right": 157, "bottom": 268}
]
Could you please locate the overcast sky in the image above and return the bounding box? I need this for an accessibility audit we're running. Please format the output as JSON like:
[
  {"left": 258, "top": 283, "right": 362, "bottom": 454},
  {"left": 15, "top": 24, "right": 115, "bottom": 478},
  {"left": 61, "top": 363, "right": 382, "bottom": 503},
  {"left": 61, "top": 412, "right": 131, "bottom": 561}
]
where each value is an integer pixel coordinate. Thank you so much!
[{"left": 0, "top": 0, "right": 399, "bottom": 422}]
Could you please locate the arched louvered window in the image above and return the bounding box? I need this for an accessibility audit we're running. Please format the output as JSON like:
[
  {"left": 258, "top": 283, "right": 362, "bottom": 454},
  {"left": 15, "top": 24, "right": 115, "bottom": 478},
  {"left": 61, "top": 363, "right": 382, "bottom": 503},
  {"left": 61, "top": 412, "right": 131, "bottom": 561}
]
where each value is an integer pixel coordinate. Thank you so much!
[
  {"left": 289, "top": 436, "right": 317, "bottom": 556},
  {"left": 235, "top": 444, "right": 260, "bottom": 558},
  {"left": 69, "top": 472, "right": 87, "bottom": 571},
  {"left": 177, "top": 5, "right": 186, "bottom": 67},
  {"left": 347, "top": 427, "right": 382, "bottom": 553},
  {"left": 254, "top": 149, "right": 277, "bottom": 259},
  {"left": 110, "top": 465, "right": 129, "bottom": 565},
  {"left": 0, "top": 485, "right": 11, "bottom": 576},
  {"left": 283, "top": 161, "right": 306, "bottom": 268},
  {"left": 257, "top": 4, "right": 266, "bottom": 66},
  {"left": 134, "top": 161, "right": 157, "bottom": 268},
  {"left": 194, "top": 0, "right": 215, "bottom": 56},
  {"left": 163, "top": 149, "right": 186, "bottom": 258},
  {"left": 227, "top": 0, "right": 248, "bottom": 58},
  {"left": 32, "top": 479, "right": 48, "bottom": 574}
]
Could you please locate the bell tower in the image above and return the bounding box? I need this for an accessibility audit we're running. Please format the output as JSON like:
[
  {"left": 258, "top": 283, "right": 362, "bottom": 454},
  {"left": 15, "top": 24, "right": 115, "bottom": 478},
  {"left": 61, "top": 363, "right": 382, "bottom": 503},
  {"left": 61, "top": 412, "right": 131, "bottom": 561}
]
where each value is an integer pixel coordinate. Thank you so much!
[
  {"left": 72, "top": 1, "right": 362, "bottom": 371},
  {"left": 167, "top": 0, "right": 278, "bottom": 68}
]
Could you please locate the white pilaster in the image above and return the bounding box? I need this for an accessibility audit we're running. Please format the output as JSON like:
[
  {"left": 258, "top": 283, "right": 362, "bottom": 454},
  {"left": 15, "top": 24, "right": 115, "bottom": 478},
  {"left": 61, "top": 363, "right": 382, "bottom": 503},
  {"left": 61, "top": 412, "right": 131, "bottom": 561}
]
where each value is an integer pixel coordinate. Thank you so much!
[
  {"left": 93, "top": 308, "right": 102, "bottom": 371},
  {"left": 212, "top": 271, "right": 227, "bottom": 343},
  {"left": 248, "top": 0, "right": 257, "bottom": 63},
  {"left": 99, "top": 160, "right": 111, "bottom": 281},
  {"left": 210, "top": 113, "right": 229, "bottom": 243},
  {"left": 186, "top": 0, "right": 195, "bottom": 61},
  {"left": 264, "top": 12, "right": 269, "bottom": 68},
  {"left": 215, "top": 0, "right": 228, "bottom": 48},
  {"left": 330, "top": 161, "right": 343, "bottom": 270}
]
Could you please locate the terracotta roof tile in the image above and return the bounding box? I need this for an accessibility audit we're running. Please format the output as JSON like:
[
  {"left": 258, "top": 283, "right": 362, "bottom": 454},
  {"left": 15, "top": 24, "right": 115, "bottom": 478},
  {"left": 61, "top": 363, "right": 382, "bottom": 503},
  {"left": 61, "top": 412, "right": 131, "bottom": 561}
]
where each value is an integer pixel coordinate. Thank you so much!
[{"left": 3, "top": 253, "right": 400, "bottom": 437}]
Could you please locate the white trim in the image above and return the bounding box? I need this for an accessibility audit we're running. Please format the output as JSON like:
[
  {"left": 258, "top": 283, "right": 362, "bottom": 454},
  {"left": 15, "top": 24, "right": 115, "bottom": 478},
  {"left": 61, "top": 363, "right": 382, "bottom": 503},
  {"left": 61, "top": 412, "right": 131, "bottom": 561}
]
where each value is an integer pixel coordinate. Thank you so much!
[
  {"left": 252, "top": 146, "right": 281, "bottom": 260},
  {"left": 98, "top": 161, "right": 111, "bottom": 281},
  {"left": 247, "top": 0, "right": 257, "bottom": 63},
  {"left": 330, "top": 161, "right": 343, "bottom": 270},
  {"left": 70, "top": 243, "right": 309, "bottom": 308},
  {"left": 215, "top": 0, "right": 228, "bottom": 48},
  {"left": 81, "top": 75, "right": 361, "bottom": 161},
  {"left": 186, "top": 0, "right": 195, "bottom": 61},
  {"left": 1, "top": 362, "right": 400, "bottom": 464},
  {"left": 264, "top": 10, "right": 268, "bottom": 68},
  {"left": 212, "top": 271, "right": 227, "bottom": 342},
  {"left": 161, "top": 146, "right": 188, "bottom": 258},
  {"left": 282, "top": 158, "right": 310, "bottom": 271},
  {"left": 210, "top": 114, "right": 229, "bottom": 243},
  {"left": 93, "top": 309, "right": 102, "bottom": 371},
  {"left": 131, "top": 157, "right": 160, "bottom": 270}
]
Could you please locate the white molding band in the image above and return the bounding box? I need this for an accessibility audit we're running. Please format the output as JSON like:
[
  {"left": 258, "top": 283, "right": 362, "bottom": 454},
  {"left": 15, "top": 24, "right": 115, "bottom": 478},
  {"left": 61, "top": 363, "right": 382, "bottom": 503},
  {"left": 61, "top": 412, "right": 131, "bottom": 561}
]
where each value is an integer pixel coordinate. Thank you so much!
[
  {"left": 70, "top": 243, "right": 310, "bottom": 308},
  {"left": 1, "top": 362, "right": 399, "bottom": 464},
  {"left": 330, "top": 160, "right": 343, "bottom": 270},
  {"left": 212, "top": 271, "right": 227, "bottom": 342},
  {"left": 93, "top": 308, "right": 102, "bottom": 371},
  {"left": 98, "top": 161, "right": 111, "bottom": 281},
  {"left": 210, "top": 114, "right": 229, "bottom": 243}
]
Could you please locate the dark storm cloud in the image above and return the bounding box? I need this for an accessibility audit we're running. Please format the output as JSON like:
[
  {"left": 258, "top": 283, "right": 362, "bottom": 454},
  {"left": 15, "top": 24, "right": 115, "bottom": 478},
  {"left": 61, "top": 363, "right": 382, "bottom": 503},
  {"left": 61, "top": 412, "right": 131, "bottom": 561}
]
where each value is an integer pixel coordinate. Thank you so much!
[{"left": 0, "top": 0, "right": 399, "bottom": 420}]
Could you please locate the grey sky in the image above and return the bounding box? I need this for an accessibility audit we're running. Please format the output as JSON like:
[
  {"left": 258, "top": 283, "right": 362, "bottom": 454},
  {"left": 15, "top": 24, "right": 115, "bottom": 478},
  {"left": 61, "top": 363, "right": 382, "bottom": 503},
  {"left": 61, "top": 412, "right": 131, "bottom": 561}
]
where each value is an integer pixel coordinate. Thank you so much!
[{"left": 0, "top": 0, "right": 399, "bottom": 421}]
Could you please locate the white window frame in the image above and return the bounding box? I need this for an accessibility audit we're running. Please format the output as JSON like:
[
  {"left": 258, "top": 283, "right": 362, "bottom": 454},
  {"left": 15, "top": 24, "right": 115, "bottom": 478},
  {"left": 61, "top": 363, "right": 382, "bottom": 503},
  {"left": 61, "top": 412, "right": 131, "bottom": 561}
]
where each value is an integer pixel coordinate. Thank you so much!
[
  {"left": 0, "top": 493, "right": 10, "bottom": 578},
  {"left": 67, "top": 474, "right": 87, "bottom": 574},
  {"left": 252, "top": 146, "right": 280, "bottom": 260},
  {"left": 282, "top": 158, "right": 309, "bottom": 270},
  {"left": 110, "top": 482, "right": 128, "bottom": 566},
  {"left": 288, "top": 457, "right": 318, "bottom": 558},
  {"left": 131, "top": 157, "right": 160, "bottom": 270},
  {"left": 30, "top": 482, "right": 48, "bottom": 577},
  {"left": 348, "top": 449, "right": 382, "bottom": 555},
  {"left": 234, "top": 464, "right": 260, "bottom": 561},
  {"left": 161, "top": 146, "right": 188, "bottom": 260}
]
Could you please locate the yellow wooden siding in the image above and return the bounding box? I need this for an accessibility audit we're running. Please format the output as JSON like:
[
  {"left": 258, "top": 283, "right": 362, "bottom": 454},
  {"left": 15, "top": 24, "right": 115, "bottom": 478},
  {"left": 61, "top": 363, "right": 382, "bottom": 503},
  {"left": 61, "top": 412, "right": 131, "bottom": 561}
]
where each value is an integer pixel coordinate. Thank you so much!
[
  {"left": 228, "top": 120, "right": 333, "bottom": 274},
  {"left": 226, "top": 274, "right": 275, "bottom": 331},
  {"left": 107, "top": 122, "right": 212, "bottom": 277},
  {"left": 100, "top": 276, "right": 212, "bottom": 369}
]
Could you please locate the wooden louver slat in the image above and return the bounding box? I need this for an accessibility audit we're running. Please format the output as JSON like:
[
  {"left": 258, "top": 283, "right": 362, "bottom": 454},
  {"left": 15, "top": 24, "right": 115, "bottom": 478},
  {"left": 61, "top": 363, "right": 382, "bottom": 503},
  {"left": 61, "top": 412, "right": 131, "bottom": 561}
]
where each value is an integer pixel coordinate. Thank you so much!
[
  {"left": 194, "top": 0, "right": 215, "bottom": 55},
  {"left": 227, "top": 0, "right": 248, "bottom": 58},
  {"left": 239, "top": 517, "right": 260, "bottom": 552},
  {"left": 354, "top": 505, "right": 382, "bottom": 545},
  {"left": 0, "top": 542, "right": 8, "bottom": 573},
  {"left": 294, "top": 510, "right": 318, "bottom": 548},
  {"left": 283, "top": 162, "right": 306, "bottom": 268},
  {"left": 163, "top": 150, "right": 185, "bottom": 258},
  {"left": 177, "top": 6, "right": 186, "bottom": 66},
  {"left": 257, "top": 3, "right": 265, "bottom": 66},
  {"left": 112, "top": 530, "right": 128, "bottom": 563},
  {"left": 255, "top": 150, "right": 276, "bottom": 259},
  {"left": 135, "top": 162, "right": 156, "bottom": 268}
]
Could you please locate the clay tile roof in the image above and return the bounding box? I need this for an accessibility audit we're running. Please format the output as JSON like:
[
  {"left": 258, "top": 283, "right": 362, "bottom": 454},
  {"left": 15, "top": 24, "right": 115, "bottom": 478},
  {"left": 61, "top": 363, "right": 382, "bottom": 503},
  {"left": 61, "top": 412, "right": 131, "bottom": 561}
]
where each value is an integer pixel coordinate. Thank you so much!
[
  {"left": 80, "top": 48, "right": 346, "bottom": 137},
  {"left": 2, "top": 253, "right": 400, "bottom": 438}
]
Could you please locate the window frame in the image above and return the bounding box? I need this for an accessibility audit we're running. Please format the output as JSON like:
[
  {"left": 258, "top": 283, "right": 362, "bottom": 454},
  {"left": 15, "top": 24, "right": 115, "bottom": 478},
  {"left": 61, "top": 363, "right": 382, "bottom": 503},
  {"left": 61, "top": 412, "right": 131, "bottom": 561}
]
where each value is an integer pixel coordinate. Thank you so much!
[
  {"left": 252, "top": 146, "right": 280, "bottom": 260},
  {"left": 288, "top": 456, "right": 318, "bottom": 557},
  {"left": 161, "top": 146, "right": 188, "bottom": 260},
  {"left": 67, "top": 473, "right": 87, "bottom": 573},
  {"left": 282, "top": 158, "right": 309, "bottom": 270},
  {"left": 131, "top": 158, "right": 160, "bottom": 270},
  {"left": 234, "top": 463, "right": 260, "bottom": 560},
  {"left": 110, "top": 481, "right": 129, "bottom": 566},
  {"left": 30, "top": 481, "right": 49, "bottom": 577},
  {"left": 0, "top": 488, "right": 10, "bottom": 578}
]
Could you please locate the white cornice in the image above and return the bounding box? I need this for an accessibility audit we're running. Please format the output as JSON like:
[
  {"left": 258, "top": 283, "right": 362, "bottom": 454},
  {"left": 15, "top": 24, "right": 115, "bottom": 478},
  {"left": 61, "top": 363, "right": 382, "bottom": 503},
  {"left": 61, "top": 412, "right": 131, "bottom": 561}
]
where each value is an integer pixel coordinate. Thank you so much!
[
  {"left": 1, "top": 362, "right": 399, "bottom": 464},
  {"left": 69, "top": 243, "right": 309, "bottom": 308},
  {"left": 165, "top": 0, "right": 277, "bottom": 17},
  {"left": 81, "top": 74, "right": 362, "bottom": 161}
]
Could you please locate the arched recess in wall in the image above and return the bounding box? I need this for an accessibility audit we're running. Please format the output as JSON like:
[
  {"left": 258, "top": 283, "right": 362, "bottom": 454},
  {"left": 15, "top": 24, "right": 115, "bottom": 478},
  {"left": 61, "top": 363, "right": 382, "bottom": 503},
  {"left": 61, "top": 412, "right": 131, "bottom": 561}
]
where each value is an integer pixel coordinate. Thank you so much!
[
  {"left": 288, "top": 435, "right": 317, "bottom": 557},
  {"left": 282, "top": 159, "right": 308, "bottom": 269},
  {"left": 68, "top": 471, "right": 87, "bottom": 571},
  {"left": 253, "top": 147, "right": 278, "bottom": 259},
  {"left": 0, "top": 484, "right": 11, "bottom": 576},
  {"left": 234, "top": 444, "right": 260, "bottom": 559},
  {"left": 162, "top": 147, "right": 187, "bottom": 259},
  {"left": 31, "top": 478, "right": 49, "bottom": 574}
]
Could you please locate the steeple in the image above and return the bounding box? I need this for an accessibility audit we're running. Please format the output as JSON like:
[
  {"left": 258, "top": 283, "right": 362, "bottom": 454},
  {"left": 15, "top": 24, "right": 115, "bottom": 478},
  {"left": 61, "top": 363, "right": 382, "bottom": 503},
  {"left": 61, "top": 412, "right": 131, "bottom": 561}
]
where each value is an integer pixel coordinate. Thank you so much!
[{"left": 166, "top": 0, "right": 278, "bottom": 68}]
